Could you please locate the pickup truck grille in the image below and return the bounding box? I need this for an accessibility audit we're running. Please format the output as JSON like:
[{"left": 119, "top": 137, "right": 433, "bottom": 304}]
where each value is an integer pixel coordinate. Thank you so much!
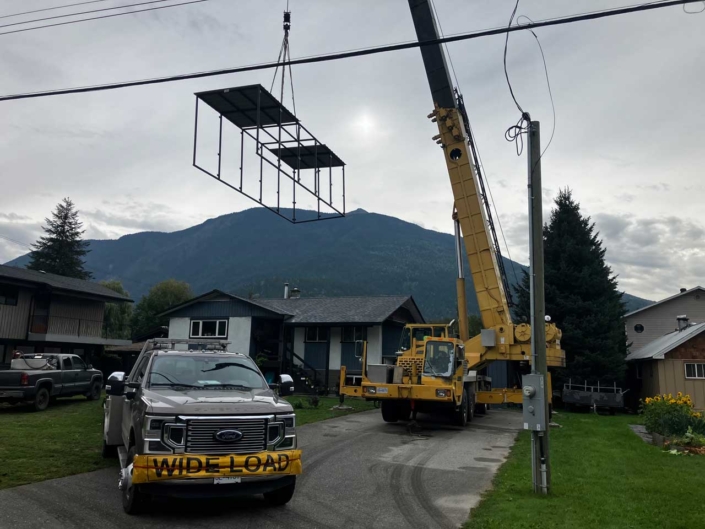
[{"left": 185, "top": 418, "right": 268, "bottom": 455}]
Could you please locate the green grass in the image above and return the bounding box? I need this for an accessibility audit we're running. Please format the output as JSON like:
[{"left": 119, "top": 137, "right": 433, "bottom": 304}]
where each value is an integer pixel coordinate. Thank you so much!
[
  {"left": 0, "top": 394, "right": 376, "bottom": 490},
  {"left": 285, "top": 396, "right": 377, "bottom": 426},
  {"left": 465, "top": 412, "right": 705, "bottom": 529},
  {"left": 0, "top": 395, "right": 113, "bottom": 490}
]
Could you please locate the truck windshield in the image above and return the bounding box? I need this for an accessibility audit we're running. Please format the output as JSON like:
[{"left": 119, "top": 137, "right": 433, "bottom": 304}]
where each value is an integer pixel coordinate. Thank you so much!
[
  {"left": 147, "top": 355, "right": 267, "bottom": 390},
  {"left": 423, "top": 341, "right": 455, "bottom": 378}
]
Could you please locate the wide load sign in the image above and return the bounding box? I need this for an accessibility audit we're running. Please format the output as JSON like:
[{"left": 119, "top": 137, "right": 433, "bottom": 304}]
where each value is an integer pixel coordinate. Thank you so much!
[{"left": 131, "top": 450, "right": 302, "bottom": 484}]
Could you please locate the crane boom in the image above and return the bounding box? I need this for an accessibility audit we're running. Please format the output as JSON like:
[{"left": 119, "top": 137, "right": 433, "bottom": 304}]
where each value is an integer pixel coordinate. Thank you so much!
[{"left": 408, "top": 0, "right": 510, "bottom": 331}]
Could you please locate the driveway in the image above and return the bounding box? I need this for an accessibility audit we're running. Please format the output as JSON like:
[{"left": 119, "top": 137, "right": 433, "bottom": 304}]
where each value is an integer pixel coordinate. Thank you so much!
[{"left": 0, "top": 408, "right": 520, "bottom": 529}]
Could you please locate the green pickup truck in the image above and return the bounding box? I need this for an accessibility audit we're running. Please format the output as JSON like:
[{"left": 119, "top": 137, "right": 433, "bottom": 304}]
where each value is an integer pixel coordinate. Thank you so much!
[{"left": 0, "top": 353, "right": 103, "bottom": 411}]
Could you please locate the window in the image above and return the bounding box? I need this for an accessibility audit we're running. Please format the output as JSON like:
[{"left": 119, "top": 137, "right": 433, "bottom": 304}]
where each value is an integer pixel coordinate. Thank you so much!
[
  {"left": 72, "top": 357, "right": 86, "bottom": 370},
  {"left": 190, "top": 320, "right": 228, "bottom": 338},
  {"left": 147, "top": 355, "right": 266, "bottom": 390},
  {"left": 423, "top": 341, "right": 455, "bottom": 378},
  {"left": 685, "top": 363, "right": 705, "bottom": 379},
  {"left": 634, "top": 324, "right": 644, "bottom": 333},
  {"left": 341, "top": 326, "right": 366, "bottom": 343},
  {"left": 62, "top": 357, "right": 73, "bottom": 370},
  {"left": 306, "top": 327, "right": 329, "bottom": 343},
  {"left": 635, "top": 363, "right": 642, "bottom": 380},
  {"left": 0, "top": 285, "right": 18, "bottom": 306}
]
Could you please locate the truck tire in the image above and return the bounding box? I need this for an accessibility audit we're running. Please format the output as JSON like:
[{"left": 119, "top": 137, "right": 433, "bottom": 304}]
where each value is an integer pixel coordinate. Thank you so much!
[
  {"left": 86, "top": 381, "right": 101, "bottom": 401},
  {"left": 381, "top": 401, "right": 399, "bottom": 423},
  {"left": 33, "top": 388, "right": 50, "bottom": 412},
  {"left": 101, "top": 439, "right": 117, "bottom": 459},
  {"left": 264, "top": 479, "right": 296, "bottom": 506},
  {"left": 122, "top": 447, "right": 149, "bottom": 515},
  {"left": 454, "top": 391, "right": 468, "bottom": 427},
  {"left": 398, "top": 402, "right": 412, "bottom": 421}
]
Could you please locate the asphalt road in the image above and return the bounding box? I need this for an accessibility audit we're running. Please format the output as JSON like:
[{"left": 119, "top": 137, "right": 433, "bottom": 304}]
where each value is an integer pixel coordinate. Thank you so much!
[{"left": 0, "top": 408, "right": 521, "bottom": 529}]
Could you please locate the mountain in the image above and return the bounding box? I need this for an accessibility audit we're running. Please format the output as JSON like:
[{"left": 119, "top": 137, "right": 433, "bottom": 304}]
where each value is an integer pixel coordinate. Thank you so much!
[{"left": 6, "top": 207, "right": 653, "bottom": 320}]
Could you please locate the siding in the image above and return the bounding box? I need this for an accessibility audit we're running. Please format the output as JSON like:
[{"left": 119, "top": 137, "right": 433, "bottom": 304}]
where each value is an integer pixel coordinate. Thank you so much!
[
  {"left": 382, "top": 323, "right": 403, "bottom": 358},
  {"left": 659, "top": 359, "right": 705, "bottom": 410},
  {"left": 329, "top": 327, "right": 342, "bottom": 370},
  {"left": 626, "top": 292, "right": 705, "bottom": 350},
  {"left": 0, "top": 288, "right": 31, "bottom": 339},
  {"left": 304, "top": 342, "right": 327, "bottom": 369}
]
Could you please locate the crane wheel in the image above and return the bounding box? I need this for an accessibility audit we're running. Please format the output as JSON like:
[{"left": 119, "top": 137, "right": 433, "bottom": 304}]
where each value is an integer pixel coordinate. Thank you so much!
[{"left": 381, "top": 401, "right": 399, "bottom": 423}]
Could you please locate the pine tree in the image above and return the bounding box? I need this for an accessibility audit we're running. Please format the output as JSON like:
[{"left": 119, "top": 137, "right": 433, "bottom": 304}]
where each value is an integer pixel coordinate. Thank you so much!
[
  {"left": 514, "top": 189, "right": 628, "bottom": 384},
  {"left": 28, "top": 198, "right": 92, "bottom": 280}
]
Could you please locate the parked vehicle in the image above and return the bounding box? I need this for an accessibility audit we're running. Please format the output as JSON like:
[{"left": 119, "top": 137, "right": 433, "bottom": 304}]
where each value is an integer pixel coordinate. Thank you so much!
[
  {"left": 103, "top": 339, "right": 300, "bottom": 515},
  {"left": 562, "top": 379, "right": 627, "bottom": 414},
  {"left": 0, "top": 353, "right": 103, "bottom": 411}
]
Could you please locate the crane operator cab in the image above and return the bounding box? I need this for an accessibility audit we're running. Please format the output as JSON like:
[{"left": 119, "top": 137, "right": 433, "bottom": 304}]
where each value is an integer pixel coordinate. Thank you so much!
[{"left": 423, "top": 341, "right": 455, "bottom": 378}]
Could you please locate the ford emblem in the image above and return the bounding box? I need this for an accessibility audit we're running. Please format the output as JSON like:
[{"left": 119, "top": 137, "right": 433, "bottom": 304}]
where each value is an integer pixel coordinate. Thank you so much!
[{"left": 214, "top": 429, "right": 243, "bottom": 443}]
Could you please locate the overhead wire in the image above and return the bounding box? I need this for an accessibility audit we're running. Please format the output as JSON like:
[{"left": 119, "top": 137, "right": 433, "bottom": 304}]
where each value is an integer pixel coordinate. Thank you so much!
[
  {"left": 0, "top": 0, "right": 182, "bottom": 31},
  {"left": 0, "top": 0, "right": 700, "bottom": 102},
  {"left": 0, "top": 0, "right": 114, "bottom": 20},
  {"left": 0, "top": 0, "right": 208, "bottom": 38}
]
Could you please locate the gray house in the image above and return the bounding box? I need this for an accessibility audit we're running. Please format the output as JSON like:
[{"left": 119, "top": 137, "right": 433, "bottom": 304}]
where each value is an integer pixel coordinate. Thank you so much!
[
  {"left": 0, "top": 265, "right": 133, "bottom": 367},
  {"left": 159, "top": 289, "right": 425, "bottom": 392},
  {"left": 625, "top": 286, "right": 705, "bottom": 350}
]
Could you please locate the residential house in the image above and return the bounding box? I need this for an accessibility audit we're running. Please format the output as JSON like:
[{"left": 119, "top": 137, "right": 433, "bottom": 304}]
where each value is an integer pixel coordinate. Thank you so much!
[
  {"left": 625, "top": 286, "right": 705, "bottom": 350},
  {"left": 626, "top": 319, "right": 705, "bottom": 410},
  {"left": 0, "top": 265, "right": 133, "bottom": 367},
  {"left": 158, "top": 288, "right": 425, "bottom": 392}
]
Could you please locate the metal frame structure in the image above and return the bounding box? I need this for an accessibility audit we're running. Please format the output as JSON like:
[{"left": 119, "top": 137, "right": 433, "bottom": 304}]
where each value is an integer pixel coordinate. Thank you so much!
[{"left": 193, "top": 84, "right": 346, "bottom": 224}]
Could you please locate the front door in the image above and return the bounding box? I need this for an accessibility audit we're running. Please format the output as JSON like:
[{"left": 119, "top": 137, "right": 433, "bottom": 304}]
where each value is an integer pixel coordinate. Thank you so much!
[
  {"left": 71, "top": 356, "right": 91, "bottom": 392},
  {"left": 60, "top": 356, "right": 77, "bottom": 394}
]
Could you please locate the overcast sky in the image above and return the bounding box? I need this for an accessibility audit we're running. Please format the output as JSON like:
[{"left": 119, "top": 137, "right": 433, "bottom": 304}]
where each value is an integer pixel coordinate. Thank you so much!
[{"left": 0, "top": 0, "right": 703, "bottom": 301}]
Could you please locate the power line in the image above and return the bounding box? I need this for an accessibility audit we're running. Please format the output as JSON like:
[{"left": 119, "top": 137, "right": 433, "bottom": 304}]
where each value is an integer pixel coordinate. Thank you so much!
[
  {"left": 0, "top": 0, "right": 113, "bottom": 20},
  {"left": 0, "top": 0, "right": 208, "bottom": 38},
  {"left": 0, "top": 0, "right": 699, "bottom": 102},
  {"left": 0, "top": 0, "right": 182, "bottom": 31}
]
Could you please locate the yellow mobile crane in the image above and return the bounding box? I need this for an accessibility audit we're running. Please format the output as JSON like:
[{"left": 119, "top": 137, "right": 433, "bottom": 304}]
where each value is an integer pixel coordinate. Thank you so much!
[{"left": 339, "top": 0, "right": 565, "bottom": 424}]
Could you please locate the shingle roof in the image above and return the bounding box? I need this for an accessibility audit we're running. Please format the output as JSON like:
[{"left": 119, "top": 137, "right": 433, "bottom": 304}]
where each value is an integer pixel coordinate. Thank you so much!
[
  {"left": 0, "top": 265, "right": 132, "bottom": 302},
  {"left": 249, "top": 295, "right": 424, "bottom": 324},
  {"left": 626, "top": 322, "right": 705, "bottom": 361},
  {"left": 625, "top": 286, "right": 704, "bottom": 318}
]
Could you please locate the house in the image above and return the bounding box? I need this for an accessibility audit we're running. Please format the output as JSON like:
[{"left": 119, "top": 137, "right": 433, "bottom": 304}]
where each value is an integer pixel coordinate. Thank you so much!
[
  {"left": 626, "top": 319, "right": 705, "bottom": 410},
  {"left": 0, "top": 265, "right": 133, "bottom": 367},
  {"left": 158, "top": 288, "right": 425, "bottom": 392},
  {"left": 625, "top": 286, "right": 705, "bottom": 350}
]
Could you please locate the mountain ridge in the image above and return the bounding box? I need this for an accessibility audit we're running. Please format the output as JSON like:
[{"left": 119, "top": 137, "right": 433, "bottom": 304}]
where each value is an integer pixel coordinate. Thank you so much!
[{"left": 5, "top": 207, "right": 653, "bottom": 319}]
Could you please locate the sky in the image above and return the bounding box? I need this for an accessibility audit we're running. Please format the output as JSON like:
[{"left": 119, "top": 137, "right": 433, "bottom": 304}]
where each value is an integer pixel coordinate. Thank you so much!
[{"left": 0, "top": 0, "right": 703, "bottom": 301}]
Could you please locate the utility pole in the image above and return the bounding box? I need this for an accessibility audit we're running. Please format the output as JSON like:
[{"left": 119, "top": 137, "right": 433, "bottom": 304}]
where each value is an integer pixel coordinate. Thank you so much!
[{"left": 527, "top": 119, "right": 551, "bottom": 494}]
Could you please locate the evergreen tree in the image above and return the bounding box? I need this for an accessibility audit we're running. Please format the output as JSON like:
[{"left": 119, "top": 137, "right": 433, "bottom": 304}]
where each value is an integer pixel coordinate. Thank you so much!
[
  {"left": 28, "top": 198, "right": 92, "bottom": 279},
  {"left": 131, "top": 279, "right": 194, "bottom": 338},
  {"left": 101, "top": 280, "right": 133, "bottom": 340},
  {"left": 514, "top": 189, "right": 628, "bottom": 384}
]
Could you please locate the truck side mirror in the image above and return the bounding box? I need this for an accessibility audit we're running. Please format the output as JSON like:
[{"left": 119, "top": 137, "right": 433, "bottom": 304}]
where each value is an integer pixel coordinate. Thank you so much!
[
  {"left": 278, "top": 374, "right": 294, "bottom": 397},
  {"left": 105, "top": 371, "right": 125, "bottom": 396}
]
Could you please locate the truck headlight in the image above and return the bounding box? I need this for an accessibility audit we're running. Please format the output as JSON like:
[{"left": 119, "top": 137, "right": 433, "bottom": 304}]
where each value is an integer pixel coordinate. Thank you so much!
[
  {"left": 436, "top": 389, "right": 450, "bottom": 398},
  {"left": 275, "top": 414, "right": 296, "bottom": 451},
  {"left": 364, "top": 386, "right": 376, "bottom": 395},
  {"left": 144, "top": 415, "right": 174, "bottom": 439}
]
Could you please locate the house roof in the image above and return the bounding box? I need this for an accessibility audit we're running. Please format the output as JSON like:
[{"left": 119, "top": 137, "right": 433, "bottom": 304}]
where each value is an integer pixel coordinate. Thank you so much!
[
  {"left": 0, "top": 265, "right": 132, "bottom": 303},
  {"left": 250, "top": 295, "right": 424, "bottom": 325},
  {"left": 626, "top": 322, "right": 705, "bottom": 361},
  {"left": 159, "top": 289, "right": 425, "bottom": 325},
  {"left": 625, "top": 286, "right": 704, "bottom": 318}
]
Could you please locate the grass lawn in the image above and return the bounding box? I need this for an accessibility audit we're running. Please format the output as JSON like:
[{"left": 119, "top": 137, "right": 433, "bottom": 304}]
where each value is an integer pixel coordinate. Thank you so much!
[
  {"left": 0, "top": 394, "right": 375, "bottom": 490},
  {"left": 0, "top": 395, "right": 112, "bottom": 490},
  {"left": 465, "top": 412, "right": 705, "bottom": 529}
]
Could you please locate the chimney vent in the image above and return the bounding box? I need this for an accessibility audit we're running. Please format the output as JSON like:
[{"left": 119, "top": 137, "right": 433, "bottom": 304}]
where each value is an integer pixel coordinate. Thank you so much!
[
  {"left": 284, "top": 283, "right": 290, "bottom": 299},
  {"left": 677, "top": 315, "right": 689, "bottom": 332},
  {"left": 290, "top": 287, "right": 301, "bottom": 299},
  {"left": 680, "top": 288, "right": 687, "bottom": 293}
]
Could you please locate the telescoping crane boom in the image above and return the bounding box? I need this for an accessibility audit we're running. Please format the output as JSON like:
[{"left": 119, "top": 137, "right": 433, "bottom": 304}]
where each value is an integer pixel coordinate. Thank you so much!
[{"left": 339, "top": 0, "right": 565, "bottom": 422}]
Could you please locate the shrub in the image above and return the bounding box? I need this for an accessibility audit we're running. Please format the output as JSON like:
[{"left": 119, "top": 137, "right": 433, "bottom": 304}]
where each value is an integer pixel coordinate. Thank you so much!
[
  {"left": 641, "top": 393, "right": 703, "bottom": 437},
  {"left": 291, "top": 399, "right": 304, "bottom": 410},
  {"left": 669, "top": 427, "right": 705, "bottom": 448}
]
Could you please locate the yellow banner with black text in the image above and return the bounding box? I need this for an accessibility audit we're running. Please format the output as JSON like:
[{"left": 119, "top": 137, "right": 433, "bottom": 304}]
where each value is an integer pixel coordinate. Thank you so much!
[{"left": 131, "top": 450, "right": 302, "bottom": 484}]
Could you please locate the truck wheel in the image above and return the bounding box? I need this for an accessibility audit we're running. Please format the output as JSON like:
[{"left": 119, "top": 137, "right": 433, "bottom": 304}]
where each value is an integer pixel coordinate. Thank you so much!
[
  {"left": 122, "top": 447, "right": 149, "bottom": 515},
  {"left": 86, "top": 381, "right": 101, "bottom": 401},
  {"left": 101, "top": 440, "right": 117, "bottom": 459},
  {"left": 33, "top": 388, "right": 50, "bottom": 412},
  {"left": 454, "top": 392, "right": 468, "bottom": 427},
  {"left": 264, "top": 479, "right": 296, "bottom": 506},
  {"left": 467, "top": 393, "right": 475, "bottom": 423},
  {"left": 398, "top": 402, "right": 412, "bottom": 421},
  {"left": 381, "top": 401, "right": 399, "bottom": 423}
]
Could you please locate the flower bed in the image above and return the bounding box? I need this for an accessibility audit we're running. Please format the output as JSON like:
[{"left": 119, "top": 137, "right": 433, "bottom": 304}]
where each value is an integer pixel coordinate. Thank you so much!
[{"left": 640, "top": 393, "right": 705, "bottom": 454}]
